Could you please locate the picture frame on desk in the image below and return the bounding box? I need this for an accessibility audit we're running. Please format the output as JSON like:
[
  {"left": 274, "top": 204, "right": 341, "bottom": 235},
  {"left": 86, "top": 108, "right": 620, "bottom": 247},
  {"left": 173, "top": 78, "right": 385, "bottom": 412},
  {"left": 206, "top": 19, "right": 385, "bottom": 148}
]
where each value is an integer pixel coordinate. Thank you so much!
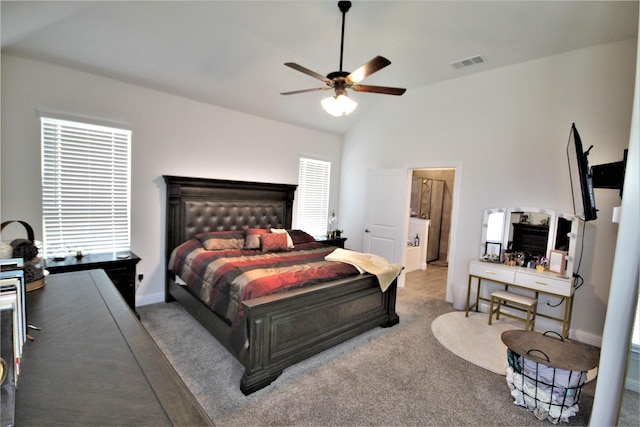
[
  {"left": 549, "top": 250, "right": 568, "bottom": 275},
  {"left": 484, "top": 242, "right": 502, "bottom": 262}
]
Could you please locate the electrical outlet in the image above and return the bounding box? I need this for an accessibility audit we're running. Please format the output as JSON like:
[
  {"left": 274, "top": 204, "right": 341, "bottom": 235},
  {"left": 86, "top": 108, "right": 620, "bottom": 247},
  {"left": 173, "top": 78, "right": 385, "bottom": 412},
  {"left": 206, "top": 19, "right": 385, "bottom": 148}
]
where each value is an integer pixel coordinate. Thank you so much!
[{"left": 137, "top": 273, "right": 144, "bottom": 282}]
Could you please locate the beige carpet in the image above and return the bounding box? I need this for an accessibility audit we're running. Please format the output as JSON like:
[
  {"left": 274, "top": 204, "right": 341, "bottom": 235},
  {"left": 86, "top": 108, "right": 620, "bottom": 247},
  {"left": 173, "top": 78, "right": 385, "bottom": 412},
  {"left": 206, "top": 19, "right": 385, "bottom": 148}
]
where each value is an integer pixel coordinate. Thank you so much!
[
  {"left": 431, "top": 310, "right": 521, "bottom": 375},
  {"left": 431, "top": 310, "right": 598, "bottom": 381},
  {"left": 138, "top": 295, "right": 635, "bottom": 425}
]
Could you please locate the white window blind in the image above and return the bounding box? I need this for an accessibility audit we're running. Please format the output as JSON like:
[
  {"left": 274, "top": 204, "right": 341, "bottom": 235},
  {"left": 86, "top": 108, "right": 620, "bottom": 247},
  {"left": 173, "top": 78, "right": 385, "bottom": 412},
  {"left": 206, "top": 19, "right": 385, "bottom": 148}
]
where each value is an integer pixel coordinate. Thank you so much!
[
  {"left": 41, "top": 117, "right": 131, "bottom": 256},
  {"left": 296, "top": 158, "right": 331, "bottom": 237}
]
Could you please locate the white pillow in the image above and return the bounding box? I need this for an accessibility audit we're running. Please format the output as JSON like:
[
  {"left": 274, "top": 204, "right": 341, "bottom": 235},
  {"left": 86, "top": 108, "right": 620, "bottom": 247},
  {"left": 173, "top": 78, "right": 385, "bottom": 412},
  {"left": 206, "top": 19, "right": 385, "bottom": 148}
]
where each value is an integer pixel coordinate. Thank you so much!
[{"left": 270, "top": 228, "right": 294, "bottom": 249}]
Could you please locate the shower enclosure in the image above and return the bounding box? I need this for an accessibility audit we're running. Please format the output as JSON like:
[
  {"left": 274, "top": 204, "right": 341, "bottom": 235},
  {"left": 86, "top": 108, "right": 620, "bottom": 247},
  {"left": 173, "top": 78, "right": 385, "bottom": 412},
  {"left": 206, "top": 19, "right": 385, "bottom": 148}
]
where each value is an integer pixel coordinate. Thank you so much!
[{"left": 410, "top": 177, "right": 447, "bottom": 263}]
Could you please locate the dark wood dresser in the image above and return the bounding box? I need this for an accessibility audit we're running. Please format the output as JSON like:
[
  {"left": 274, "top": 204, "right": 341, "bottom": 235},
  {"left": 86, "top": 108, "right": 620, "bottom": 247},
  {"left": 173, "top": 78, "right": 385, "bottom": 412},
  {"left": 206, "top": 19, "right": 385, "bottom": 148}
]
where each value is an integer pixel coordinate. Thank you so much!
[
  {"left": 15, "top": 270, "right": 212, "bottom": 426},
  {"left": 45, "top": 251, "right": 140, "bottom": 313}
]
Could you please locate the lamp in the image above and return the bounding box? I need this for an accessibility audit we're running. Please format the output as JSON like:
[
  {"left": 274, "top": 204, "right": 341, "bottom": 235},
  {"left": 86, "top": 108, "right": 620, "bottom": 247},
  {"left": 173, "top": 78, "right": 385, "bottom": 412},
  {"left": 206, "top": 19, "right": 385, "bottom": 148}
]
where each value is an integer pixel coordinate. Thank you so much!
[
  {"left": 321, "top": 88, "right": 357, "bottom": 117},
  {"left": 327, "top": 210, "right": 338, "bottom": 237}
]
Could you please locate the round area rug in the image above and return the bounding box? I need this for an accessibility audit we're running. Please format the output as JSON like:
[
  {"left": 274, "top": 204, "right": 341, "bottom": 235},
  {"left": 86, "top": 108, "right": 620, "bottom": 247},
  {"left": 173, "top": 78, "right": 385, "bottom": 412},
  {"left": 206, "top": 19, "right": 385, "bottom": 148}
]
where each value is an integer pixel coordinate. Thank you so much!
[
  {"left": 431, "top": 311, "right": 598, "bottom": 381},
  {"left": 431, "top": 310, "right": 520, "bottom": 375}
]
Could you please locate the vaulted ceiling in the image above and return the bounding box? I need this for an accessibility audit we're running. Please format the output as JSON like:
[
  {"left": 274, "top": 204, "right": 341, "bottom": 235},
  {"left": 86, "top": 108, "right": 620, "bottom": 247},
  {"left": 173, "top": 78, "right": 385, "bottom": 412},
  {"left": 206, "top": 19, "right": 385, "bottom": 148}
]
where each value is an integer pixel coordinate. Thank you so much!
[{"left": 2, "top": 1, "right": 638, "bottom": 135}]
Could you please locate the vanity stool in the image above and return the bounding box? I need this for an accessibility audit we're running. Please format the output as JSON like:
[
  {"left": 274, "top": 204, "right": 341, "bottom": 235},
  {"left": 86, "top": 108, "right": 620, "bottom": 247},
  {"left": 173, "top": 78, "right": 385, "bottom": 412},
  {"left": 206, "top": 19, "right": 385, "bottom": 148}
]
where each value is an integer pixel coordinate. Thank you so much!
[{"left": 489, "top": 290, "right": 538, "bottom": 331}]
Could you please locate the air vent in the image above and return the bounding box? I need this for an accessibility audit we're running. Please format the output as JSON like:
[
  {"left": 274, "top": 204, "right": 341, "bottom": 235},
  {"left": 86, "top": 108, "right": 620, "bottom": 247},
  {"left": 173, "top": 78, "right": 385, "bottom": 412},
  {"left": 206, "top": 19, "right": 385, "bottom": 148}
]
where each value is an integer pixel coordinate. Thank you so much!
[{"left": 450, "top": 55, "right": 486, "bottom": 70}]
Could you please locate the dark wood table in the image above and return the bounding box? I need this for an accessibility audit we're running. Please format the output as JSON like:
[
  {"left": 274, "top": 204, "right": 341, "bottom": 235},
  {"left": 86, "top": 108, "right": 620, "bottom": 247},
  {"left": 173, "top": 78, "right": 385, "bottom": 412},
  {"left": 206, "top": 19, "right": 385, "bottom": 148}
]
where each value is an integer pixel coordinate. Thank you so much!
[
  {"left": 45, "top": 251, "right": 141, "bottom": 313},
  {"left": 315, "top": 236, "right": 347, "bottom": 248},
  {"left": 15, "top": 269, "right": 212, "bottom": 426}
]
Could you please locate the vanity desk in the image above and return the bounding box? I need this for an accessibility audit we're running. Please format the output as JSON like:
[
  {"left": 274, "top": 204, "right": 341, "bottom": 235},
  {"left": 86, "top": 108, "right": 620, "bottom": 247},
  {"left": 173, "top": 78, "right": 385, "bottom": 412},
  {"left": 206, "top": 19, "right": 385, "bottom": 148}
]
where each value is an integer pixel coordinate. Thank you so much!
[
  {"left": 466, "top": 260, "right": 575, "bottom": 338},
  {"left": 469, "top": 207, "right": 582, "bottom": 338}
]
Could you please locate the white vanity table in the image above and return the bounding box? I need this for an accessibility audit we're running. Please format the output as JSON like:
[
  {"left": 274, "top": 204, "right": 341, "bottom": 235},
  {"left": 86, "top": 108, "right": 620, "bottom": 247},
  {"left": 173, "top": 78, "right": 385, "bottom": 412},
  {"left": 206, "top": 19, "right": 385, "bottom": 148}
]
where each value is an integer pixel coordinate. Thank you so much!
[
  {"left": 466, "top": 260, "right": 575, "bottom": 337},
  {"left": 466, "top": 207, "right": 581, "bottom": 338}
]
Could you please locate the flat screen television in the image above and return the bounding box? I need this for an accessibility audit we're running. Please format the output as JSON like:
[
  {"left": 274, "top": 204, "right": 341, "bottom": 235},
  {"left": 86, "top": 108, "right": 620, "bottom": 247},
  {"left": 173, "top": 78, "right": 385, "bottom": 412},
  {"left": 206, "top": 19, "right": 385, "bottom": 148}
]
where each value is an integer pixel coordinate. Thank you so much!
[{"left": 567, "top": 123, "right": 597, "bottom": 221}]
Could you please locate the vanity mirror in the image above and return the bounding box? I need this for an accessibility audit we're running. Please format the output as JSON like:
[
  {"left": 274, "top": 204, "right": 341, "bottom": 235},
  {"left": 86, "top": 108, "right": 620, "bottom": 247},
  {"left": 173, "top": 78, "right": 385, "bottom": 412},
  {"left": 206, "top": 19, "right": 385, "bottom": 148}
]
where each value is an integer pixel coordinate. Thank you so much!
[
  {"left": 507, "top": 208, "right": 553, "bottom": 260},
  {"left": 481, "top": 209, "right": 506, "bottom": 262},
  {"left": 480, "top": 207, "right": 579, "bottom": 277}
]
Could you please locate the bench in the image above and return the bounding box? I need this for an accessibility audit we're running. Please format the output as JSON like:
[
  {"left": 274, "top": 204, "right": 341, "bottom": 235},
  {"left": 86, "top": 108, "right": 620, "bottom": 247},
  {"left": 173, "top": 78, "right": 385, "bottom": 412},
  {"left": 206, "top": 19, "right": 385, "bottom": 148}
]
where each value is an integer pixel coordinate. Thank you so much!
[{"left": 489, "top": 290, "right": 537, "bottom": 331}]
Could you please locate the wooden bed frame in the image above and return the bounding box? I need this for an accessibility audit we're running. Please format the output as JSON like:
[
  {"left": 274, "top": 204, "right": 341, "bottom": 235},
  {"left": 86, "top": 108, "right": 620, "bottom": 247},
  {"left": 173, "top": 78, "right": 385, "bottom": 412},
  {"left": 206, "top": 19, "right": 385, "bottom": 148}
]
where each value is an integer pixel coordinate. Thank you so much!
[{"left": 164, "top": 175, "right": 399, "bottom": 395}]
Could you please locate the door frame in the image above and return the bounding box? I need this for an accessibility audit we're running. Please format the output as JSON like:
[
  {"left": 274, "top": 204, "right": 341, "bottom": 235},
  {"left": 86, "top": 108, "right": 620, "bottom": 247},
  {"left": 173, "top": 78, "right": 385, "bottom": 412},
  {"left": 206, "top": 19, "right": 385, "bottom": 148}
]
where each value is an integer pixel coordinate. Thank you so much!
[{"left": 406, "top": 162, "right": 462, "bottom": 303}]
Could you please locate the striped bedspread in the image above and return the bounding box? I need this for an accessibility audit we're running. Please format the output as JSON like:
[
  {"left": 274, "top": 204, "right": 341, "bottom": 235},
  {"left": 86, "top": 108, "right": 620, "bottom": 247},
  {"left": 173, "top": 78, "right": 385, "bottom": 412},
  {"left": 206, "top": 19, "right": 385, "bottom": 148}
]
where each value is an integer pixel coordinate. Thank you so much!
[{"left": 168, "top": 239, "right": 361, "bottom": 331}]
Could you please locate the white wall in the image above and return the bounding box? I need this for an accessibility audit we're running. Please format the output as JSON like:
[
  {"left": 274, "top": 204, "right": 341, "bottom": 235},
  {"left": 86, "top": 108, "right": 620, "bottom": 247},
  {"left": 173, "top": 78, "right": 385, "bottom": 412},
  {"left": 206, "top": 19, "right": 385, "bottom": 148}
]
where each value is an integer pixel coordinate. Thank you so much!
[
  {"left": 340, "top": 39, "right": 637, "bottom": 341},
  {"left": 0, "top": 54, "right": 343, "bottom": 305},
  {"left": 1, "top": 39, "right": 636, "bottom": 341}
]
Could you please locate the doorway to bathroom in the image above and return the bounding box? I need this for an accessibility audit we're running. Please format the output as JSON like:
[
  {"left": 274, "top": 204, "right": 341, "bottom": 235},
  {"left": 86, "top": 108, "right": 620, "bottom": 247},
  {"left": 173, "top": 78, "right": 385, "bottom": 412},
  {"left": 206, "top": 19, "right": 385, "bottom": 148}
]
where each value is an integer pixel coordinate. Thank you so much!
[
  {"left": 406, "top": 167, "right": 456, "bottom": 299},
  {"left": 409, "top": 168, "right": 456, "bottom": 267}
]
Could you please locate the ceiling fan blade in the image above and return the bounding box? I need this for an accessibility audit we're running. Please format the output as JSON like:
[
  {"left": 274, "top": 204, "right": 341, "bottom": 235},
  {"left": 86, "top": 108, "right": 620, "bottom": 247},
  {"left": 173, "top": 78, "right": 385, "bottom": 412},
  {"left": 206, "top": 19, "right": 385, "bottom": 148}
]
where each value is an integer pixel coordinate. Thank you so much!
[
  {"left": 347, "top": 56, "right": 391, "bottom": 83},
  {"left": 280, "top": 87, "right": 331, "bottom": 96},
  {"left": 352, "top": 85, "right": 406, "bottom": 96},
  {"left": 284, "top": 63, "right": 331, "bottom": 84}
]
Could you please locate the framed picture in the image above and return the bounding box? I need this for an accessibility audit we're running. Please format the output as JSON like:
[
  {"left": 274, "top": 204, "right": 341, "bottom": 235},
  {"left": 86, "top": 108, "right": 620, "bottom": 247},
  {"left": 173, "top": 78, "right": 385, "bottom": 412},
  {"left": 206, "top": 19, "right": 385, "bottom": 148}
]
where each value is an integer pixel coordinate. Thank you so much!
[
  {"left": 548, "top": 250, "right": 568, "bottom": 275},
  {"left": 485, "top": 242, "right": 502, "bottom": 262}
]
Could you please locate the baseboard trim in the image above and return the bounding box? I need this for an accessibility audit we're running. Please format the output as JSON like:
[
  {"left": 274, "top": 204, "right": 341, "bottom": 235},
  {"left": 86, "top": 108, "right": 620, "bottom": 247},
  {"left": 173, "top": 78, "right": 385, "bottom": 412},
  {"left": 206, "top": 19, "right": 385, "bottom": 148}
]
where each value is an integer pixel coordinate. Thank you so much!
[
  {"left": 569, "top": 328, "right": 602, "bottom": 347},
  {"left": 136, "top": 291, "right": 165, "bottom": 307},
  {"left": 626, "top": 348, "right": 639, "bottom": 392}
]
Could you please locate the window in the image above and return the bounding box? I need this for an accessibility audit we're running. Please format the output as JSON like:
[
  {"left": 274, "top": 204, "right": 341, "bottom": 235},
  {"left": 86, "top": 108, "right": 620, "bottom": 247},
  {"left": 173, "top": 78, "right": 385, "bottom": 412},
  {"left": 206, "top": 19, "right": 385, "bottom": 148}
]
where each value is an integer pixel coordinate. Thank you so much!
[
  {"left": 41, "top": 117, "right": 131, "bottom": 256},
  {"left": 296, "top": 158, "right": 330, "bottom": 237}
]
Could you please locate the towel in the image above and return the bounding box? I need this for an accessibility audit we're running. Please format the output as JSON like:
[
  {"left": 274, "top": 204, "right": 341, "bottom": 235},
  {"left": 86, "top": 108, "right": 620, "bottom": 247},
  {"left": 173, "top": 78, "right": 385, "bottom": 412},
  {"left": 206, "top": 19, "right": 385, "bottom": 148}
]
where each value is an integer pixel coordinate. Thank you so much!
[{"left": 325, "top": 248, "right": 403, "bottom": 292}]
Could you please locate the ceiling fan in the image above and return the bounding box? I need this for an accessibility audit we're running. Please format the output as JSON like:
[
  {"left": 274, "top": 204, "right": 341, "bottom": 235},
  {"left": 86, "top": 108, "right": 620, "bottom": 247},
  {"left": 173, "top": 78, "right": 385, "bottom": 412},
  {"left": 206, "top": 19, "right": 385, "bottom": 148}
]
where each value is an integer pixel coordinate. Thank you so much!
[{"left": 281, "top": 1, "right": 406, "bottom": 116}]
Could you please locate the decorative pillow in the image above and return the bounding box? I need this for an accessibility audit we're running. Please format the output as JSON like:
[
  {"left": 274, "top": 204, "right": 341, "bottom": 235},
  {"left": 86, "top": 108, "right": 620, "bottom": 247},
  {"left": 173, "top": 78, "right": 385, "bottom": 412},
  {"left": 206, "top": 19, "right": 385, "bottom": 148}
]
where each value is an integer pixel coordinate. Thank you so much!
[
  {"left": 270, "top": 228, "right": 294, "bottom": 248},
  {"left": 197, "top": 230, "right": 245, "bottom": 251},
  {"left": 287, "top": 229, "right": 316, "bottom": 245},
  {"left": 261, "top": 232, "right": 289, "bottom": 253},
  {"left": 244, "top": 228, "right": 269, "bottom": 249}
]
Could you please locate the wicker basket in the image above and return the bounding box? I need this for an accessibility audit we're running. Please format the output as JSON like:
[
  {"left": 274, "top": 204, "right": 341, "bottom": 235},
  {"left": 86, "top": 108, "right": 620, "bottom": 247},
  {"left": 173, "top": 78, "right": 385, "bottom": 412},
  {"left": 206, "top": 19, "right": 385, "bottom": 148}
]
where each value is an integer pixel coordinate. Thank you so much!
[
  {"left": 502, "top": 330, "right": 599, "bottom": 423},
  {"left": 1, "top": 220, "right": 46, "bottom": 292}
]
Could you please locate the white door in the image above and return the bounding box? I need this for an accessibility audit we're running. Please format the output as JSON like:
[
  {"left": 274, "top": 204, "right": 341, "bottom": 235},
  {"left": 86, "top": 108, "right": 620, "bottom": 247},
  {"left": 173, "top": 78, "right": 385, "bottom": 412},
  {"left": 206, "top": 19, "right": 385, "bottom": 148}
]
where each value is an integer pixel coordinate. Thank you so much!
[{"left": 363, "top": 169, "right": 409, "bottom": 286}]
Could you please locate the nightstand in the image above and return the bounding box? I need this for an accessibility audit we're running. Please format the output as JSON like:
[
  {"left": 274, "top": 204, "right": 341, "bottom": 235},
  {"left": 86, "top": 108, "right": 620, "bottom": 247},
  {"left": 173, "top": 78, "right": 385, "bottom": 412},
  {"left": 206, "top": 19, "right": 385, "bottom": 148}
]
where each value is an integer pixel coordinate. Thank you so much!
[
  {"left": 316, "top": 236, "right": 347, "bottom": 248},
  {"left": 45, "top": 251, "right": 140, "bottom": 313}
]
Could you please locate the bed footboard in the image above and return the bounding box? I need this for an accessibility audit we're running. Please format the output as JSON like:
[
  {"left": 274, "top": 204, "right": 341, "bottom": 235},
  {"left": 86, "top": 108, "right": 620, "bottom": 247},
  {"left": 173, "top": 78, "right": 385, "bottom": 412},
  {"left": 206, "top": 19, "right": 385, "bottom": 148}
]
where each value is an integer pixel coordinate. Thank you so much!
[{"left": 239, "top": 275, "right": 399, "bottom": 395}]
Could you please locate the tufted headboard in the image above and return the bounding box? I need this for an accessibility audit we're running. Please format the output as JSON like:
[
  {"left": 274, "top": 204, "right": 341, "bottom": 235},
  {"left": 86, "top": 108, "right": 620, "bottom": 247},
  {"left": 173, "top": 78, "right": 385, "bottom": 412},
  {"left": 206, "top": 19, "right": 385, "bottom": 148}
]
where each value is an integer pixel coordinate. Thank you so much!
[{"left": 163, "top": 175, "right": 297, "bottom": 261}]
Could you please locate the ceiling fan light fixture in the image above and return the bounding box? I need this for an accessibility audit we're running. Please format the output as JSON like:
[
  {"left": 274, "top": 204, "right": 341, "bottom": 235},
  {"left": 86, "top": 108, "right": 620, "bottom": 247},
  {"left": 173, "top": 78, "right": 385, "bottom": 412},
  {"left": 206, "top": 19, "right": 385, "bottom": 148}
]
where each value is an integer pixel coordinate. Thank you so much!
[
  {"left": 321, "top": 92, "right": 357, "bottom": 116},
  {"left": 282, "top": 1, "right": 405, "bottom": 113}
]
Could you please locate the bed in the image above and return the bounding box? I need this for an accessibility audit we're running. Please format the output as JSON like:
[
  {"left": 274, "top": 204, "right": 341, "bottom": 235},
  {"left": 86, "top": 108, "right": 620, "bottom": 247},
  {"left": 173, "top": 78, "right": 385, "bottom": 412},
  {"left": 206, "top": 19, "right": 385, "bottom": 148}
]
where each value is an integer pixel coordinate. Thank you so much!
[{"left": 164, "top": 175, "right": 399, "bottom": 395}]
